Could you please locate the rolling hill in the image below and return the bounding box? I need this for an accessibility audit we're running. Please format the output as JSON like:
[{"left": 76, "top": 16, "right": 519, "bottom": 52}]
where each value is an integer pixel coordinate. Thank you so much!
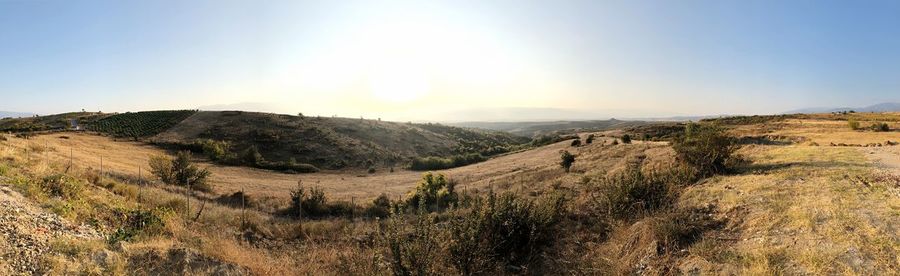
[
  {"left": 1, "top": 110, "right": 531, "bottom": 170},
  {"left": 151, "top": 111, "right": 530, "bottom": 169}
]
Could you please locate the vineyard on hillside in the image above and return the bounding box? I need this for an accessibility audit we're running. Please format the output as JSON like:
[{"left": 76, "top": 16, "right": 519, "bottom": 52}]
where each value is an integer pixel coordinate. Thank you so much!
[{"left": 88, "top": 110, "right": 197, "bottom": 138}]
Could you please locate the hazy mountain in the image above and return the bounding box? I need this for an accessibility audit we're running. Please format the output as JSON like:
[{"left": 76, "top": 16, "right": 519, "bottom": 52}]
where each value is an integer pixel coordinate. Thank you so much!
[
  {"left": 0, "top": 111, "right": 34, "bottom": 118},
  {"left": 451, "top": 119, "right": 659, "bottom": 137},
  {"left": 784, "top": 102, "right": 900, "bottom": 114}
]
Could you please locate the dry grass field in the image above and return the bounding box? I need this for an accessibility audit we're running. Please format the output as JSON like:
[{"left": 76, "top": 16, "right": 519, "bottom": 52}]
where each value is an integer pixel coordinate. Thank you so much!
[
  {"left": 24, "top": 132, "right": 668, "bottom": 203},
  {"left": 1, "top": 112, "right": 898, "bottom": 275}
]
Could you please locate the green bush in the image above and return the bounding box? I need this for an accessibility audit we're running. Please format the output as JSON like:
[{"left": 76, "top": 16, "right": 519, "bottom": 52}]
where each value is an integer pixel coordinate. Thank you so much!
[
  {"left": 257, "top": 159, "right": 319, "bottom": 173},
  {"left": 404, "top": 172, "right": 457, "bottom": 212},
  {"left": 446, "top": 192, "right": 564, "bottom": 273},
  {"left": 40, "top": 174, "right": 83, "bottom": 199},
  {"left": 365, "top": 194, "right": 393, "bottom": 218},
  {"left": 288, "top": 185, "right": 329, "bottom": 218},
  {"left": 848, "top": 120, "right": 861, "bottom": 130},
  {"left": 585, "top": 134, "right": 595, "bottom": 144},
  {"left": 559, "top": 150, "right": 576, "bottom": 172},
  {"left": 872, "top": 122, "right": 890, "bottom": 132},
  {"left": 241, "top": 146, "right": 263, "bottom": 166},
  {"left": 570, "top": 139, "right": 581, "bottom": 147},
  {"left": 373, "top": 192, "right": 566, "bottom": 275},
  {"left": 148, "top": 151, "right": 212, "bottom": 192},
  {"left": 108, "top": 208, "right": 168, "bottom": 243},
  {"left": 672, "top": 123, "right": 737, "bottom": 176},
  {"left": 409, "top": 153, "right": 486, "bottom": 171},
  {"left": 621, "top": 134, "right": 632, "bottom": 144},
  {"left": 198, "top": 139, "right": 231, "bottom": 161},
  {"left": 379, "top": 214, "right": 445, "bottom": 276}
]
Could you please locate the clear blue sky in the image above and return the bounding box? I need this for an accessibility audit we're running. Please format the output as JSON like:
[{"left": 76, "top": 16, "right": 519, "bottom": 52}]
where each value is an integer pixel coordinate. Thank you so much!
[{"left": 2, "top": 0, "right": 899, "bottom": 120}]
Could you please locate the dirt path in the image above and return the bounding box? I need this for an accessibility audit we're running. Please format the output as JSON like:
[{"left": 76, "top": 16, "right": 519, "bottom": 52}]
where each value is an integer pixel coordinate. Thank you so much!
[
  {"left": 863, "top": 145, "right": 900, "bottom": 173},
  {"left": 0, "top": 181, "right": 101, "bottom": 274}
]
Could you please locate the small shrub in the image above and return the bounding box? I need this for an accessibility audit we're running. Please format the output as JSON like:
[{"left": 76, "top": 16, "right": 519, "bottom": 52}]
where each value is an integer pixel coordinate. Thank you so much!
[
  {"left": 40, "top": 174, "right": 83, "bottom": 199},
  {"left": 148, "top": 151, "right": 212, "bottom": 192},
  {"left": 570, "top": 139, "right": 581, "bottom": 147},
  {"left": 241, "top": 146, "right": 263, "bottom": 166},
  {"left": 559, "top": 150, "right": 576, "bottom": 173},
  {"left": 217, "top": 191, "right": 255, "bottom": 208},
  {"left": 621, "top": 134, "right": 632, "bottom": 144},
  {"left": 651, "top": 207, "right": 722, "bottom": 252},
  {"left": 107, "top": 208, "right": 168, "bottom": 243},
  {"left": 672, "top": 123, "right": 738, "bottom": 176},
  {"left": 872, "top": 122, "right": 890, "bottom": 132},
  {"left": 611, "top": 140, "right": 619, "bottom": 145},
  {"left": 288, "top": 186, "right": 329, "bottom": 218},
  {"left": 198, "top": 139, "right": 230, "bottom": 161},
  {"left": 848, "top": 120, "right": 861, "bottom": 130},
  {"left": 365, "top": 194, "right": 392, "bottom": 218},
  {"left": 404, "top": 172, "right": 457, "bottom": 212},
  {"left": 379, "top": 215, "right": 445, "bottom": 276},
  {"left": 585, "top": 134, "right": 594, "bottom": 144},
  {"left": 446, "top": 192, "right": 564, "bottom": 273},
  {"left": 587, "top": 165, "right": 681, "bottom": 221},
  {"left": 367, "top": 167, "right": 376, "bottom": 174}
]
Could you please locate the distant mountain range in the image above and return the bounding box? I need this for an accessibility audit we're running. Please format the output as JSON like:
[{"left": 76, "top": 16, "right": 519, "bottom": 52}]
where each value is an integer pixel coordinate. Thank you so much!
[
  {"left": 451, "top": 119, "right": 660, "bottom": 137},
  {"left": 0, "top": 111, "right": 34, "bottom": 119},
  {"left": 784, "top": 102, "right": 900, "bottom": 114}
]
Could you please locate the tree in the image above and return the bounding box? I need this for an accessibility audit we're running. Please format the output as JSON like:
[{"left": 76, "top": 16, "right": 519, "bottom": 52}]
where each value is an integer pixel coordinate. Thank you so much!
[
  {"left": 570, "top": 139, "right": 581, "bottom": 147},
  {"left": 559, "top": 150, "right": 576, "bottom": 172},
  {"left": 149, "top": 151, "right": 212, "bottom": 191},
  {"left": 241, "top": 146, "right": 263, "bottom": 166},
  {"left": 621, "top": 134, "right": 632, "bottom": 144}
]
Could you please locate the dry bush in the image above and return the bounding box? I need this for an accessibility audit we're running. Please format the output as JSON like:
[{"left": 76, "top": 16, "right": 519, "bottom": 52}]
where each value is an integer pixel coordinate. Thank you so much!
[
  {"left": 672, "top": 123, "right": 738, "bottom": 176},
  {"left": 586, "top": 164, "right": 682, "bottom": 222}
]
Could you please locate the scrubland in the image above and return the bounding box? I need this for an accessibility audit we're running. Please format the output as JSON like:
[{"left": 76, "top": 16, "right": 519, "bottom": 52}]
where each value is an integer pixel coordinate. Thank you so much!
[{"left": 0, "top": 112, "right": 898, "bottom": 275}]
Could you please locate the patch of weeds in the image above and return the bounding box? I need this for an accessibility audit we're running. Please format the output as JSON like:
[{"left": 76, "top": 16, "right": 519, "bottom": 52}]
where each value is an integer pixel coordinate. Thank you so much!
[
  {"left": 41, "top": 174, "right": 83, "bottom": 199},
  {"left": 107, "top": 208, "right": 169, "bottom": 243}
]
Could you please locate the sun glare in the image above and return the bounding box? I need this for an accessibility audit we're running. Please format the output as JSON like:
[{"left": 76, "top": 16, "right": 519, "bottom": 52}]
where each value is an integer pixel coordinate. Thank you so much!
[{"left": 369, "top": 63, "right": 429, "bottom": 103}]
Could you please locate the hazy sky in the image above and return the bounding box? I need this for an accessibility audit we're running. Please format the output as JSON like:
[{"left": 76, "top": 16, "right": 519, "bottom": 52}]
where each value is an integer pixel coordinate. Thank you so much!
[{"left": 2, "top": 0, "right": 900, "bottom": 121}]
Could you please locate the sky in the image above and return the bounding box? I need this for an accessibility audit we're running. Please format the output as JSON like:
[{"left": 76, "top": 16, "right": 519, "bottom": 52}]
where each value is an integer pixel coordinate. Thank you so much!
[{"left": 2, "top": 0, "right": 900, "bottom": 121}]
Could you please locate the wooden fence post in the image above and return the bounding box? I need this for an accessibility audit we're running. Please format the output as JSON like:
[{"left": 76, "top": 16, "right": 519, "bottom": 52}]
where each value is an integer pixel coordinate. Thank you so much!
[{"left": 138, "top": 166, "right": 143, "bottom": 203}]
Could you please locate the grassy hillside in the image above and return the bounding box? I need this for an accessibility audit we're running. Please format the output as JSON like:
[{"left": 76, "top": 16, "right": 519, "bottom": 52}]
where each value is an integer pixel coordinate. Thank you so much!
[{"left": 152, "top": 111, "right": 530, "bottom": 169}]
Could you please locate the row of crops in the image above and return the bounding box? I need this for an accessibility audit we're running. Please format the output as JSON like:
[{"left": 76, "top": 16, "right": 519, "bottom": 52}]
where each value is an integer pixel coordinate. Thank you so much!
[{"left": 87, "top": 110, "right": 197, "bottom": 138}]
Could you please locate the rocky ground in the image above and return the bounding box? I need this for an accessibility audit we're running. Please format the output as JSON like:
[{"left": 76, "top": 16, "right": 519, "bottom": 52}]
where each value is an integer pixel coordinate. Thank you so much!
[{"left": 0, "top": 182, "right": 101, "bottom": 274}]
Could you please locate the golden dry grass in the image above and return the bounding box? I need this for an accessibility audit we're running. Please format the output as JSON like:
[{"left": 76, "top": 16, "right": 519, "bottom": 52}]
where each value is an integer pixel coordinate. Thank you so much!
[{"left": 22, "top": 133, "right": 669, "bottom": 203}]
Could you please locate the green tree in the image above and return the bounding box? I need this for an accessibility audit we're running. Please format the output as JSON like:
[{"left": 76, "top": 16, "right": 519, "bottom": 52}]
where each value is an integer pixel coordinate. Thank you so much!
[
  {"left": 559, "top": 150, "right": 576, "bottom": 172},
  {"left": 621, "top": 134, "right": 632, "bottom": 144},
  {"left": 241, "top": 146, "right": 263, "bottom": 166},
  {"left": 405, "top": 172, "right": 457, "bottom": 211}
]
